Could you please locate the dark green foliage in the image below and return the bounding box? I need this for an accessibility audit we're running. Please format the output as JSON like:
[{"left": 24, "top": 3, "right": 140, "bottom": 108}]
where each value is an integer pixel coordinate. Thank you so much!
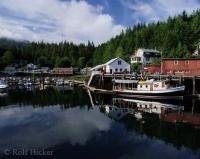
[
  {"left": 0, "top": 39, "right": 95, "bottom": 68},
  {"left": 1, "top": 50, "right": 14, "bottom": 66},
  {"left": 93, "top": 10, "right": 200, "bottom": 65},
  {"left": 130, "top": 63, "right": 142, "bottom": 73},
  {"left": 55, "top": 57, "right": 71, "bottom": 67},
  {"left": 0, "top": 10, "right": 200, "bottom": 69}
]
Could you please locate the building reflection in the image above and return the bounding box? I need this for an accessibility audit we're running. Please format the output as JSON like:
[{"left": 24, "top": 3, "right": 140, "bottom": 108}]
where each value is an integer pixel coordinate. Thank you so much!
[
  {"left": 87, "top": 90, "right": 200, "bottom": 149},
  {"left": 88, "top": 90, "right": 200, "bottom": 128}
]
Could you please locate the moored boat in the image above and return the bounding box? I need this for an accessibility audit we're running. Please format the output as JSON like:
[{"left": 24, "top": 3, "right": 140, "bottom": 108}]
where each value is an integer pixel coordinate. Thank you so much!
[
  {"left": 0, "top": 80, "right": 8, "bottom": 92},
  {"left": 113, "top": 79, "right": 185, "bottom": 99}
]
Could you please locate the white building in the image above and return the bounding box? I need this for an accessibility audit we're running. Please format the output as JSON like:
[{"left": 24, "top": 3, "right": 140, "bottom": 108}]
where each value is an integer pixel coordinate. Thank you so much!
[
  {"left": 3, "top": 66, "right": 16, "bottom": 75},
  {"left": 193, "top": 41, "right": 200, "bottom": 56},
  {"left": 26, "top": 63, "right": 39, "bottom": 70},
  {"left": 130, "top": 48, "right": 161, "bottom": 65},
  {"left": 91, "top": 57, "right": 130, "bottom": 74}
]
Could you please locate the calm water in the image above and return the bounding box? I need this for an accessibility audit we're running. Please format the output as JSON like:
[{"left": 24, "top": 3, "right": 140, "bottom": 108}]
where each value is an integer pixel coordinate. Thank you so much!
[{"left": 0, "top": 86, "right": 200, "bottom": 159}]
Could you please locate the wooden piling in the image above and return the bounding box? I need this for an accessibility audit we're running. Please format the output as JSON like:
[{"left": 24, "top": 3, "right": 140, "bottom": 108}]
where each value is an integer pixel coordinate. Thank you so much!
[{"left": 193, "top": 76, "right": 196, "bottom": 95}]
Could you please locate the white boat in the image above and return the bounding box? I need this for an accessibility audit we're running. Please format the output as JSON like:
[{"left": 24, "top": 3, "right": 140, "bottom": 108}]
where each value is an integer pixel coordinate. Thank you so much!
[
  {"left": 56, "top": 79, "right": 64, "bottom": 86},
  {"left": 0, "top": 80, "right": 8, "bottom": 92},
  {"left": 113, "top": 79, "right": 185, "bottom": 99},
  {"left": 24, "top": 81, "right": 33, "bottom": 86}
]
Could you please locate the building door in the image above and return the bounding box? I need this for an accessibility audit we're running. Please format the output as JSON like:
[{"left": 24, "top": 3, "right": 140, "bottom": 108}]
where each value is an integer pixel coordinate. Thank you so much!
[{"left": 110, "top": 69, "right": 112, "bottom": 74}]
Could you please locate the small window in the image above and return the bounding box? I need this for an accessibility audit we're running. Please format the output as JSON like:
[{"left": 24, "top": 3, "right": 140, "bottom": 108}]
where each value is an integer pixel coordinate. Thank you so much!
[
  {"left": 115, "top": 68, "right": 118, "bottom": 72},
  {"left": 118, "top": 60, "right": 122, "bottom": 65},
  {"left": 140, "top": 85, "right": 142, "bottom": 88},
  {"left": 185, "top": 60, "right": 189, "bottom": 64},
  {"left": 120, "top": 68, "right": 122, "bottom": 72},
  {"left": 174, "top": 60, "right": 178, "bottom": 65},
  {"left": 146, "top": 57, "right": 150, "bottom": 61},
  {"left": 146, "top": 85, "right": 148, "bottom": 88},
  {"left": 137, "top": 57, "right": 141, "bottom": 61},
  {"left": 185, "top": 70, "right": 190, "bottom": 73}
]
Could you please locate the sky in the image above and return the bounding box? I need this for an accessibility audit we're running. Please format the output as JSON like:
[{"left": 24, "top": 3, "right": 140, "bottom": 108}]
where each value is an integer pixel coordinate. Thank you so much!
[{"left": 0, "top": 0, "right": 200, "bottom": 45}]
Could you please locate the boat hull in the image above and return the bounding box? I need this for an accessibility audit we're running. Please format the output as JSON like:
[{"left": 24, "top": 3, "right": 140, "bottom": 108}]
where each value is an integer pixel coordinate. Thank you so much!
[{"left": 114, "top": 87, "right": 185, "bottom": 100}]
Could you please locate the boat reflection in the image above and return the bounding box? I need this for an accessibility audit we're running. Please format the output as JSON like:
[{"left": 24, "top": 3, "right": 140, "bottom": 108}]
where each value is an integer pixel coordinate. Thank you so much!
[
  {"left": 88, "top": 90, "right": 200, "bottom": 150},
  {"left": 103, "top": 98, "right": 184, "bottom": 121},
  {"left": 88, "top": 90, "right": 200, "bottom": 129}
]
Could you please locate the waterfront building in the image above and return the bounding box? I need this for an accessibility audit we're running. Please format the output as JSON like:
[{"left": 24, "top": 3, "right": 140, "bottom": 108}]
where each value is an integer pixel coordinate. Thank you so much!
[
  {"left": 143, "top": 64, "right": 161, "bottom": 74},
  {"left": 91, "top": 57, "right": 130, "bottom": 74},
  {"left": 51, "top": 67, "right": 73, "bottom": 75},
  {"left": 161, "top": 58, "right": 200, "bottom": 76},
  {"left": 26, "top": 63, "right": 39, "bottom": 70},
  {"left": 130, "top": 48, "right": 161, "bottom": 65},
  {"left": 40, "top": 67, "right": 50, "bottom": 73},
  {"left": 81, "top": 67, "right": 92, "bottom": 75},
  {"left": 3, "top": 66, "right": 17, "bottom": 75}
]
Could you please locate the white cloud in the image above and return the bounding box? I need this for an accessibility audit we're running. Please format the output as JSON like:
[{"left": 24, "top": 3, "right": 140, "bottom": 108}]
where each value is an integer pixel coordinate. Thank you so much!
[
  {"left": 120, "top": 0, "right": 200, "bottom": 24},
  {"left": 0, "top": 106, "right": 112, "bottom": 149},
  {"left": 0, "top": 0, "right": 124, "bottom": 45}
]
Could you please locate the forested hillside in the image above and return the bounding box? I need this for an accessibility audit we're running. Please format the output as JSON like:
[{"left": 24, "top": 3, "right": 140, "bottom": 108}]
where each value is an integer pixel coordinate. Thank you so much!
[
  {"left": 0, "top": 10, "right": 200, "bottom": 69},
  {"left": 93, "top": 10, "right": 200, "bottom": 65},
  {"left": 0, "top": 39, "right": 95, "bottom": 69}
]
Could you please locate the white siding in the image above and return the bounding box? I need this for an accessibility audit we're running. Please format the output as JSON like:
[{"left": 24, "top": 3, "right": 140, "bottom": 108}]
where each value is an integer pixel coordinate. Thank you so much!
[
  {"left": 131, "top": 48, "right": 160, "bottom": 65},
  {"left": 105, "top": 58, "right": 130, "bottom": 74}
]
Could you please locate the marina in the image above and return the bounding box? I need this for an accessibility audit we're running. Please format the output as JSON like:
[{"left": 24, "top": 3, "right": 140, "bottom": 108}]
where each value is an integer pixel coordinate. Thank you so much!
[
  {"left": 0, "top": 86, "right": 199, "bottom": 159},
  {"left": 87, "top": 71, "right": 200, "bottom": 99},
  {"left": 0, "top": 1, "right": 200, "bottom": 158}
]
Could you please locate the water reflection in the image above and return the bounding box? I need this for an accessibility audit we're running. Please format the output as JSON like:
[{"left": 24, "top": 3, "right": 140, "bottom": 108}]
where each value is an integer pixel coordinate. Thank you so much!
[
  {"left": 0, "top": 106, "right": 112, "bottom": 151},
  {"left": 89, "top": 91, "right": 200, "bottom": 151},
  {"left": 0, "top": 87, "right": 199, "bottom": 159}
]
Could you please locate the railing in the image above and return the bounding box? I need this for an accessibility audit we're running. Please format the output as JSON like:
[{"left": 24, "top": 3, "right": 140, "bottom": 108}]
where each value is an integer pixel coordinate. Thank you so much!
[{"left": 87, "top": 71, "right": 102, "bottom": 86}]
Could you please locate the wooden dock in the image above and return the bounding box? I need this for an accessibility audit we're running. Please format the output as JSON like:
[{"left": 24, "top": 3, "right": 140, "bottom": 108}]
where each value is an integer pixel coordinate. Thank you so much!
[
  {"left": 87, "top": 73, "right": 200, "bottom": 98},
  {"left": 85, "top": 85, "right": 114, "bottom": 94}
]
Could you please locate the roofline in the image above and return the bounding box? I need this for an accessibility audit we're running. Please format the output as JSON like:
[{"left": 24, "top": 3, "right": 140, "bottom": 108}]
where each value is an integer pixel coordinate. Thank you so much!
[
  {"left": 105, "top": 57, "right": 120, "bottom": 65},
  {"left": 137, "top": 48, "right": 160, "bottom": 52},
  {"left": 105, "top": 57, "right": 129, "bottom": 65},
  {"left": 162, "top": 58, "right": 200, "bottom": 60}
]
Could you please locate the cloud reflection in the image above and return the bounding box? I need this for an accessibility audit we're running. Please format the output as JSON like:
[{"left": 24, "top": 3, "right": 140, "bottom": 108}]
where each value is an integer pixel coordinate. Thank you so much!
[{"left": 0, "top": 105, "right": 112, "bottom": 151}]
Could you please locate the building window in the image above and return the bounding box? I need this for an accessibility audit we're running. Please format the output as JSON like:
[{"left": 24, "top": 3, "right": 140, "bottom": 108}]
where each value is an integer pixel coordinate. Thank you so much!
[
  {"left": 185, "top": 70, "right": 190, "bottom": 73},
  {"left": 120, "top": 68, "right": 122, "bottom": 72},
  {"left": 146, "top": 57, "right": 150, "bottom": 61},
  {"left": 185, "top": 60, "right": 189, "bottom": 64},
  {"left": 124, "top": 68, "right": 127, "bottom": 72},
  {"left": 118, "top": 60, "right": 122, "bottom": 65},
  {"left": 174, "top": 60, "right": 178, "bottom": 65},
  {"left": 137, "top": 57, "right": 141, "bottom": 62},
  {"left": 115, "top": 68, "right": 118, "bottom": 72}
]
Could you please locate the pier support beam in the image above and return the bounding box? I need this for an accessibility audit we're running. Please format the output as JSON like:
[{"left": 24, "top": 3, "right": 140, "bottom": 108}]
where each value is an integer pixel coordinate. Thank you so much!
[
  {"left": 179, "top": 76, "right": 182, "bottom": 85},
  {"left": 192, "top": 76, "right": 196, "bottom": 95}
]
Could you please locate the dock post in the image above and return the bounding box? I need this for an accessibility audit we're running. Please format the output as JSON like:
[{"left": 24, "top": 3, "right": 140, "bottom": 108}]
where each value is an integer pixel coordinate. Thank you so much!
[
  {"left": 179, "top": 76, "right": 182, "bottom": 85},
  {"left": 192, "top": 76, "right": 196, "bottom": 95},
  {"left": 191, "top": 99, "right": 195, "bottom": 115}
]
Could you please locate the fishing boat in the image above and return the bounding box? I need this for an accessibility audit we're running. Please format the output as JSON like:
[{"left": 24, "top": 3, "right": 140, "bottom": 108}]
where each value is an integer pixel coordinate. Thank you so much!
[{"left": 113, "top": 79, "right": 185, "bottom": 99}]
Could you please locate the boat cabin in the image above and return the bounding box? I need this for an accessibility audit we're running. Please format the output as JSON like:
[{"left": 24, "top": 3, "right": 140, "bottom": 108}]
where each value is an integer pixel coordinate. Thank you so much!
[{"left": 113, "top": 79, "right": 169, "bottom": 91}]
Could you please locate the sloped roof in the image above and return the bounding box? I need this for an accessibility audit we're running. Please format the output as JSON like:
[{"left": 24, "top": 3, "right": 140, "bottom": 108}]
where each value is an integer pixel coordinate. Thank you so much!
[
  {"left": 105, "top": 57, "right": 119, "bottom": 65},
  {"left": 139, "top": 48, "right": 160, "bottom": 53},
  {"left": 91, "top": 57, "right": 126, "bottom": 71}
]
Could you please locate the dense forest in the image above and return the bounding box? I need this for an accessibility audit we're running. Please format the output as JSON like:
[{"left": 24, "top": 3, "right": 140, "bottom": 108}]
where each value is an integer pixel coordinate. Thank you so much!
[{"left": 0, "top": 10, "right": 200, "bottom": 69}]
